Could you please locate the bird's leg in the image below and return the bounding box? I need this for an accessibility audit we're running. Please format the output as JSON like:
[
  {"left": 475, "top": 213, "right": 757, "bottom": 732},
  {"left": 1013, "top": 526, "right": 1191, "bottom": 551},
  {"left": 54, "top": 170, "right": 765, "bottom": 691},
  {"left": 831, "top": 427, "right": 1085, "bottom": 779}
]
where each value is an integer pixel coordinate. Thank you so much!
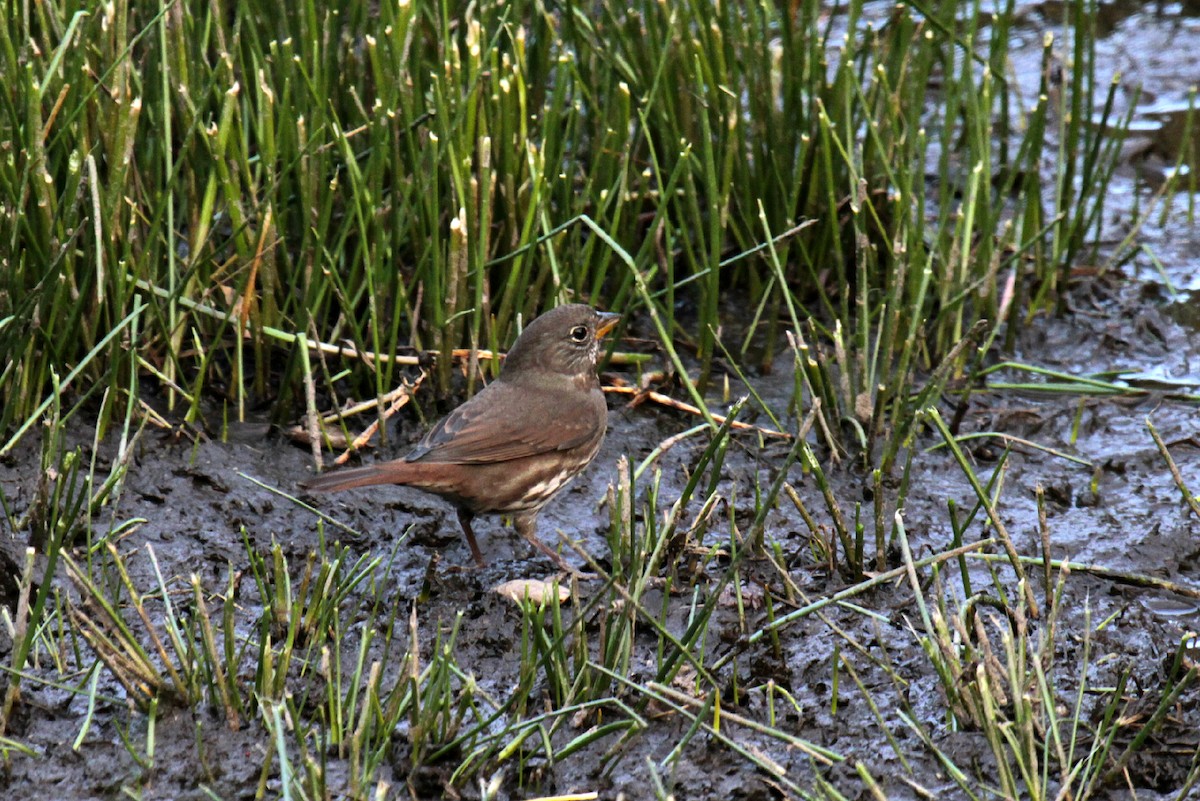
[
  {"left": 455, "top": 508, "right": 486, "bottom": 568},
  {"left": 514, "top": 512, "right": 583, "bottom": 575}
]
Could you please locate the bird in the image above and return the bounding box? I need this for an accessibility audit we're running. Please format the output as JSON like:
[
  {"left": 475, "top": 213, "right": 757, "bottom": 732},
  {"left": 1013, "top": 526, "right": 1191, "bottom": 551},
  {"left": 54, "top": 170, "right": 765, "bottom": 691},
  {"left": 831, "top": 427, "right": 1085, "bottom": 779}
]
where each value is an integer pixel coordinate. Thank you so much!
[{"left": 300, "top": 304, "right": 620, "bottom": 572}]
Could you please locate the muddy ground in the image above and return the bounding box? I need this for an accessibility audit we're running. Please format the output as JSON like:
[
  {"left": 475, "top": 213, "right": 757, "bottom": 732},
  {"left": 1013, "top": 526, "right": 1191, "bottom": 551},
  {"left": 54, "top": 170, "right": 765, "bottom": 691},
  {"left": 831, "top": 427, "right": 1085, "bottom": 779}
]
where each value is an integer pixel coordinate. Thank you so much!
[
  {"left": 3, "top": 3, "right": 1200, "bottom": 800},
  {"left": 2, "top": 271, "right": 1197, "bottom": 800}
]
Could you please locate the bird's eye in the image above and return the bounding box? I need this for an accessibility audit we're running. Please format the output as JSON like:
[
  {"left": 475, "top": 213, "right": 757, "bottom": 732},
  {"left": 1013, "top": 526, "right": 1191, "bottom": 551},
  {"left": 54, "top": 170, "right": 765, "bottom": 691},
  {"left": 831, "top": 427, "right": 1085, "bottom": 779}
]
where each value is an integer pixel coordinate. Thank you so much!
[{"left": 569, "top": 325, "right": 589, "bottom": 343}]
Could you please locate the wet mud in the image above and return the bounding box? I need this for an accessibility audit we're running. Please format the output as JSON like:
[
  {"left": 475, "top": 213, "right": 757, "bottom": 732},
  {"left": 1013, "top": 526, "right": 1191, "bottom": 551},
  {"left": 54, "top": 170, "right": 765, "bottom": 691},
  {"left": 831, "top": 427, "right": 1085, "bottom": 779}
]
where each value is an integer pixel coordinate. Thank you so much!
[{"left": 2, "top": 263, "right": 1197, "bottom": 799}]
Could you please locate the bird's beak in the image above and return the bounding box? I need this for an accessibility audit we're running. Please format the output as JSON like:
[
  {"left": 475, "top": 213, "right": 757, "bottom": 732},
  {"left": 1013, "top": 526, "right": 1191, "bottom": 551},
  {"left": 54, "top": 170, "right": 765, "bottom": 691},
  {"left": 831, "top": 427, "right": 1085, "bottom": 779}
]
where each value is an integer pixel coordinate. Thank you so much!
[{"left": 595, "top": 312, "right": 621, "bottom": 339}]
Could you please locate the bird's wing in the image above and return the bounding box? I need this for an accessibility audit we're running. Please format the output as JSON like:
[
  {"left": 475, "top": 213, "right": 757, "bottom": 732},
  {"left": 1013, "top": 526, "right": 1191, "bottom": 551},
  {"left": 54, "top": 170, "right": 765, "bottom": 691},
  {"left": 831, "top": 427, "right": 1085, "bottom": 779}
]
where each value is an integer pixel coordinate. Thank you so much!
[{"left": 405, "top": 380, "right": 603, "bottom": 465}]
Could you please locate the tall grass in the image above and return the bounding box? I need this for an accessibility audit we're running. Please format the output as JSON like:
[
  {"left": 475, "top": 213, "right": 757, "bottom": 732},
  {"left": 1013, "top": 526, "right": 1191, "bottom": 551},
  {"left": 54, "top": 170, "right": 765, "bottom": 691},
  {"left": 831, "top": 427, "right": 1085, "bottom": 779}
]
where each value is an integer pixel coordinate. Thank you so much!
[{"left": 1, "top": 0, "right": 1130, "bottom": 458}]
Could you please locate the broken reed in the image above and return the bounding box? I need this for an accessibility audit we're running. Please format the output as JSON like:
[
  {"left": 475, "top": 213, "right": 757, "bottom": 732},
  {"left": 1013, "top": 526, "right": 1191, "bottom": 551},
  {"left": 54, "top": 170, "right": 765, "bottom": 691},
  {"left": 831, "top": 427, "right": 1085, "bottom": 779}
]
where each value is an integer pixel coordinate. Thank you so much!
[{"left": 1, "top": 0, "right": 1128, "bottom": 468}]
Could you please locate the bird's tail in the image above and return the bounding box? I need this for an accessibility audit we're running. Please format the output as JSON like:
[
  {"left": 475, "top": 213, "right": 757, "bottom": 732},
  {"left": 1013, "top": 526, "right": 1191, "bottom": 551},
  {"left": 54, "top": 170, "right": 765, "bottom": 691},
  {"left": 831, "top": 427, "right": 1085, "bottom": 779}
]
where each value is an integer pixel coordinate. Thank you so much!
[{"left": 298, "top": 463, "right": 417, "bottom": 493}]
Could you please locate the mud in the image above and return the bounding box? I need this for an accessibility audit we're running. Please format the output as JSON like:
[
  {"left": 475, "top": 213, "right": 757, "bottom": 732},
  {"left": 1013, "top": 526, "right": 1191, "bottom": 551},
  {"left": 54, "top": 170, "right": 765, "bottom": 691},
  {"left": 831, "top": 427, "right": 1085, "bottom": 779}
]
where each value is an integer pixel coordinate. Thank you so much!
[{"left": 2, "top": 268, "right": 1197, "bottom": 800}]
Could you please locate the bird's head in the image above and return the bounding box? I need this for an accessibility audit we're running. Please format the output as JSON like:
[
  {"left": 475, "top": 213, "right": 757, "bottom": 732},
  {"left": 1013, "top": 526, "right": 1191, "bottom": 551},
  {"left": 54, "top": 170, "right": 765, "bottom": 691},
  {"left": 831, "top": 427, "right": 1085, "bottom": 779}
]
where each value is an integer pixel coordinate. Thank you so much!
[{"left": 502, "top": 304, "right": 620, "bottom": 379}]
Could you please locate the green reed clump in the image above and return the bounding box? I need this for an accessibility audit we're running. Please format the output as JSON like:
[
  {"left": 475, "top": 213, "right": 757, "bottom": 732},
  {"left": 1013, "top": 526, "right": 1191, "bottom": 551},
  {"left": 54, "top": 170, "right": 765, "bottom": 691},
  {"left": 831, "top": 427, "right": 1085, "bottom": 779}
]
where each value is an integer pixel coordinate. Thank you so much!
[{"left": 0, "top": 0, "right": 1134, "bottom": 453}]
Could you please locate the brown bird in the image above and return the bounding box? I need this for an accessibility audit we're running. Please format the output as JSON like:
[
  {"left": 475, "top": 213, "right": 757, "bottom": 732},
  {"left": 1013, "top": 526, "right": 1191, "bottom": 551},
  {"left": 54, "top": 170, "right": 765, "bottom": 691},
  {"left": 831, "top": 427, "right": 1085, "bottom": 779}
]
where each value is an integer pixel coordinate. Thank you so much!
[{"left": 301, "top": 304, "right": 620, "bottom": 571}]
